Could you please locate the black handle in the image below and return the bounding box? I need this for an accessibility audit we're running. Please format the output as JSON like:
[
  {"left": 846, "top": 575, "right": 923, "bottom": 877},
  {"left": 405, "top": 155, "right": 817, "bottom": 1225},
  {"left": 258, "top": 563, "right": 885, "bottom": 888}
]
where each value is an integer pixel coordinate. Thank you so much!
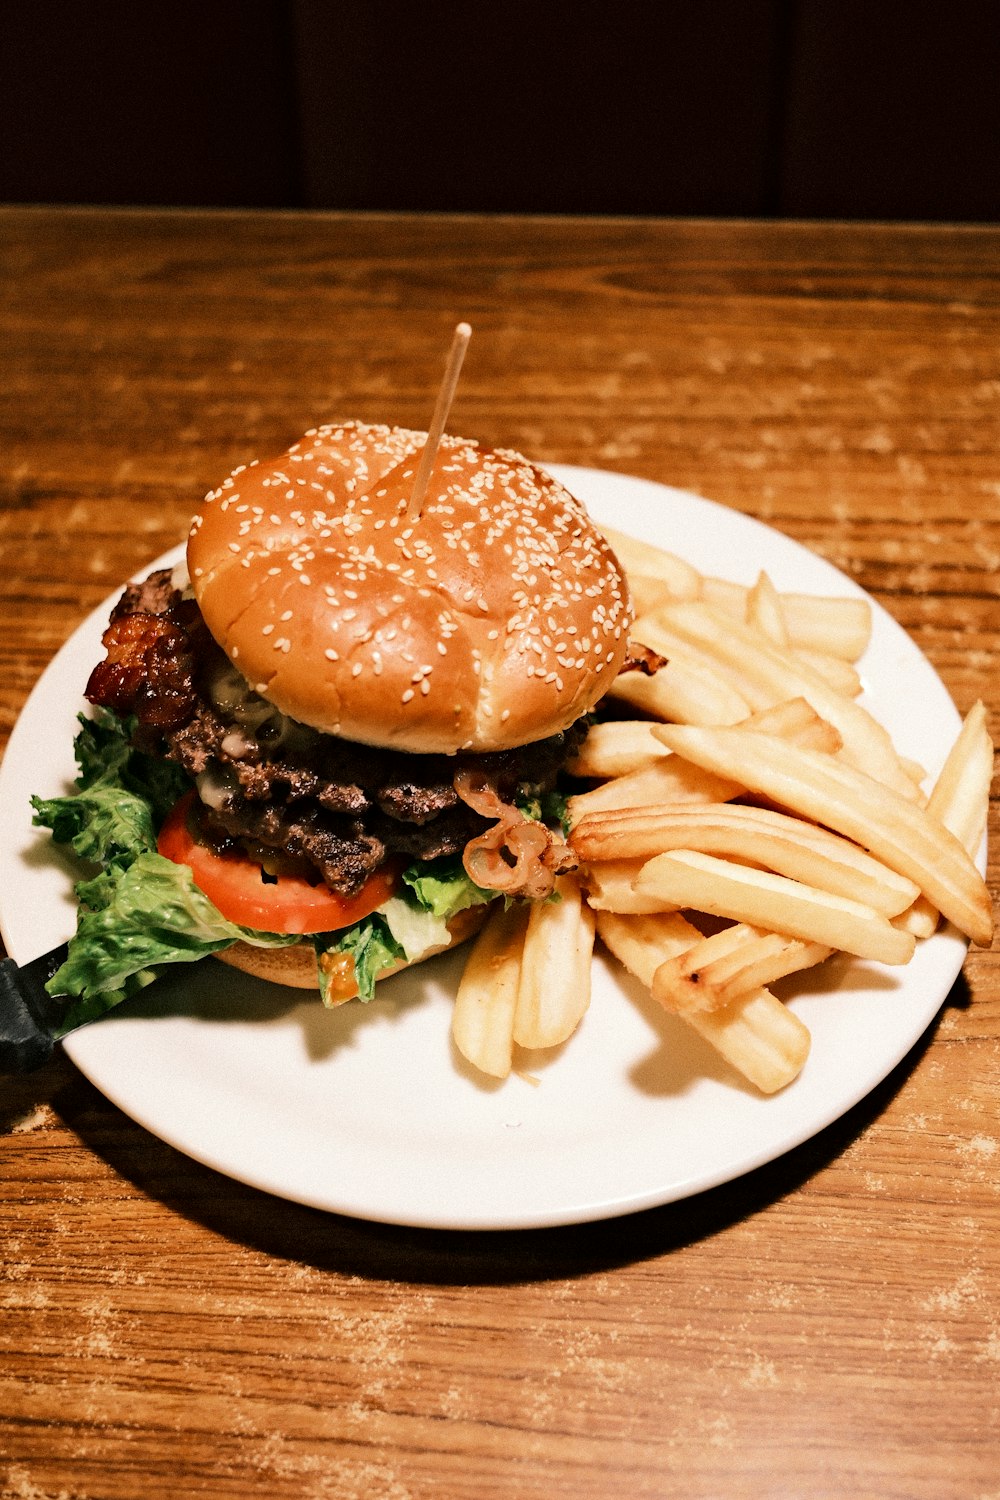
[{"left": 0, "top": 944, "right": 69, "bottom": 1072}]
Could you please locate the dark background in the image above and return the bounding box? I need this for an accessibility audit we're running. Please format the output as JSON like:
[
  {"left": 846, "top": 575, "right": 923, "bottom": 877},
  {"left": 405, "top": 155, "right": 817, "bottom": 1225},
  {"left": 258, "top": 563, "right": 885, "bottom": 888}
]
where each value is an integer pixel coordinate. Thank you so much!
[{"left": 1, "top": 0, "right": 997, "bottom": 220}]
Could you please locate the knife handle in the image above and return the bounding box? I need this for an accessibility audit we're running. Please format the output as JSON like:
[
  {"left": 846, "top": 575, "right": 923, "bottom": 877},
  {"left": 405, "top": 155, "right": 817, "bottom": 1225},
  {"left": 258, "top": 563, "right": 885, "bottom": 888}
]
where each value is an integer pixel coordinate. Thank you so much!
[{"left": 0, "top": 945, "right": 68, "bottom": 1073}]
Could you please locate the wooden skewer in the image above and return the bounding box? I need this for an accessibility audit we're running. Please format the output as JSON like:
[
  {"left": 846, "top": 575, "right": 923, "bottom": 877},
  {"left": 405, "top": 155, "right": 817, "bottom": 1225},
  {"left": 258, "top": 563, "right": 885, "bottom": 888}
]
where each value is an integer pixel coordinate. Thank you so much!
[{"left": 406, "top": 321, "right": 471, "bottom": 520}]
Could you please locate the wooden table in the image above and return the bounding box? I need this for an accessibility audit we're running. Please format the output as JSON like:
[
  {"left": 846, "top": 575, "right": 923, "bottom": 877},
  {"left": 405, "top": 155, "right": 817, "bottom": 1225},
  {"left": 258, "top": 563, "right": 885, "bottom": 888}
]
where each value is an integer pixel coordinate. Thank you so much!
[{"left": 1, "top": 208, "right": 997, "bottom": 1499}]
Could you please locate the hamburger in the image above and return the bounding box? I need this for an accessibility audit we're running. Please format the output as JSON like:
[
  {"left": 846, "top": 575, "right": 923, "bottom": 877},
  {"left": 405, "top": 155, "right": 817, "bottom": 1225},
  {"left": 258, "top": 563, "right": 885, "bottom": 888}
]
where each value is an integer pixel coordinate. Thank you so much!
[{"left": 32, "top": 421, "right": 633, "bottom": 1026}]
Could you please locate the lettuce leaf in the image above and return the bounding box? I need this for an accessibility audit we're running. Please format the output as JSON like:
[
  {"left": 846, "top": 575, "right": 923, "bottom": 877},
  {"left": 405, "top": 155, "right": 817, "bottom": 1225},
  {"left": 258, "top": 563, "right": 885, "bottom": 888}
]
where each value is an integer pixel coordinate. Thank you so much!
[
  {"left": 401, "top": 854, "right": 494, "bottom": 921},
  {"left": 32, "top": 709, "right": 294, "bottom": 1034},
  {"left": 379, "top": 894, "right": 450, "bottom": 957},
  {"left": 314, "top": 916, "right": 405, "bottom": 1006},
  {"left": 313, "top": 870, "right": 499, "bottom": 1005},
  {"left": 516, "top": 788, "right": 571, "bottom": 836},
  {"left": 31, "top": 709, "right": 191, "bottom": 876},
  {"left": 46, "top": 852, "right": 298, "bottom": 1034},
  {"left": 31, "top": 782, "right": 157, "bottom": 873},
  {"left": 69, "top": 708, "right": 189, "bottom": 820}
]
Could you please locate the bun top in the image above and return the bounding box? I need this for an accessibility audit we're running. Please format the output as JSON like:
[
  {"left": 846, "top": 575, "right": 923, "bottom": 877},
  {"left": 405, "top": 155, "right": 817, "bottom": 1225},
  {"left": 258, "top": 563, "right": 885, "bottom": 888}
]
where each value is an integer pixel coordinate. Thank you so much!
[{"left": 187, "top": 421, "right": 632, "bottom": 753}]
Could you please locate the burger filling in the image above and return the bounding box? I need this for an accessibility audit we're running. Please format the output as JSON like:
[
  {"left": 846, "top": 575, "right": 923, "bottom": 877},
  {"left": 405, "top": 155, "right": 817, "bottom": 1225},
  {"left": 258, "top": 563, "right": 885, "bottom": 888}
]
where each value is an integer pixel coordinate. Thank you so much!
[
  {"left": 83, "top": 568, "right": 582, "bottom": 902},
  {"left": 31, "top": 568, "right": 588, "bottom": 1022}
]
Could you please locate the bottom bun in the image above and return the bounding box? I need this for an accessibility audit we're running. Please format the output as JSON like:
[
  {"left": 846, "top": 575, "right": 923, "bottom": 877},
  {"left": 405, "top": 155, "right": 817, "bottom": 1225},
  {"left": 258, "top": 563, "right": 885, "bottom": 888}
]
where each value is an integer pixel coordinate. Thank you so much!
[{"left": 214, "top": 904, "right": 490, "bottom": 1000}]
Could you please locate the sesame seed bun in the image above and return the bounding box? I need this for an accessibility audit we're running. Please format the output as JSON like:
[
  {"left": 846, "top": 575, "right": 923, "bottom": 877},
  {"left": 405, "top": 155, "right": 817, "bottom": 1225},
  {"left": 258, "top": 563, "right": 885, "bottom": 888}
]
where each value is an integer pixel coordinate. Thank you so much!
[
  {"left": 215, "top": 904, "right": 490, "bottom": 997},
  {"left": 187, "top": 422, "right": 632, "bottom": 754}
]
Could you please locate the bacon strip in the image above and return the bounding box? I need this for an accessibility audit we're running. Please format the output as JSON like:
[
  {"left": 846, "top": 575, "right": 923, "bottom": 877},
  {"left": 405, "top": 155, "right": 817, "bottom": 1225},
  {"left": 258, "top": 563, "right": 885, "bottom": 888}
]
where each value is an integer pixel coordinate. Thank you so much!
[
  {"left": 620, "top": 641, "right": 668, "bottom": 676},
  {"left": 86, "top": 612, "right": 198, "bottom": 729}
]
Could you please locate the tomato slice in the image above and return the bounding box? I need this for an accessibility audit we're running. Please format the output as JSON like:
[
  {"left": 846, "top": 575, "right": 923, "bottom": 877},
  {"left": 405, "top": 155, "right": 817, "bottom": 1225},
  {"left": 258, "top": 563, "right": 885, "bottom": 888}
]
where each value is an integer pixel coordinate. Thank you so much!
[{"left": 157, "top": 792, "right": 398, "bottom": 935}]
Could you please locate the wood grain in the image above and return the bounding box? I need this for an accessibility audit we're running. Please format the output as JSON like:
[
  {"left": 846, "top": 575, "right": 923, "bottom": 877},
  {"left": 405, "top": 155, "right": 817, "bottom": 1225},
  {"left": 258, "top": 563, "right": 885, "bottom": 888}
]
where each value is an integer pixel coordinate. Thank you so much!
[{"left": 1, "top": 208, "right": 997, "bottom": 1500}]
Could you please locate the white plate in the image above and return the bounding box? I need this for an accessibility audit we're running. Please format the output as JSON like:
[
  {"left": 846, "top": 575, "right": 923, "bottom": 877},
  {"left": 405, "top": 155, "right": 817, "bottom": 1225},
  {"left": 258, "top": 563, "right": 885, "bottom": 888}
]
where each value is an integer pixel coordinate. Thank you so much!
[{"left": 0, "top": 467, "right": 974, "bottom": 1230}]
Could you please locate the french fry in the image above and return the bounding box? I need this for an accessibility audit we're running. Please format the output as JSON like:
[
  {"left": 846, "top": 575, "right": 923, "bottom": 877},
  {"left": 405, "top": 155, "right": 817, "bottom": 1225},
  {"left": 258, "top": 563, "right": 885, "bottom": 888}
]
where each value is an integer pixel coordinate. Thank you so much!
[
  {"left": 740, "top": 697, "right": 843, "bottom": 755},
  {"left": 646, "top": 921, "right": 760, "bottom": 1012},
  {"left": 582, "top": 858, "right": 674, "bottom": 914},
  {"left": 513, "top": 874, "right": 596, "bottom": 1050},
  {"left": 608, "top": 654, "right": 752, "bottom": 726},
  {"left": 652, "top": 723, "right": 994, "bottom": 946},
  {"left": 632, "top": 612, "right": 772, "bottom": 712},
  {"left": 714, "top": 936, "right": 832, "bottom": 1000},
  {"left": 581, "top": 858, "right": 677, "bottom": 914},
  {"left": 567, "top": 720, "right": 669, "bottom": 779},
  {"left": 700, "top": 576, "right": 872, "bottom": 661},
  {"left": 900, "top": 757, "right": 929, "bottom": 791},
  {"left": 452, "top": 903, "right": 530, "bottom": 1079},
  {"left": 601, "top": 526, "right": 703, "bottom": 601},
  {"left": 571, "top": 802, "right": 920, "bottom": 917},
  {"left": 925, "top": 700, "right": 993, "bottom": 848},
  {"left": 782, "top": 595, "right": 872, "bottom": 662},
  {"left": 651, "top": 923, "right": 832, "bottom": 1013},
  {"left": 568, "top": 700, "right": 844, "bottom": 783},
  {"left": 677, "top": 987, "right": 812, "bottom": 1094},
  {"left": 747, "top": 572, "right": 790, "bottom": 647},
  {"left": 636, "top": 850, "right": 917, "bottom": 965},
  {"left": 648, "top": 599, "right": 916, "bottom": 795},
  {"left": 566, "top": 757, "right": 743, "bottom": 824},
  {"left": 594, "top": 909, "right": 703, "bottom": 986},
  {"left": 627, "top": 572, "right": 684, "bottom": 615},
  {"left": 896, "top": 701, "right": 994, "bottom": 937},
  {"left": 794, "top": 650, "right": 863, "bottom": 699},
  {"left": 595, "top": 911, "right": 811, "bottom": 1094}
]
